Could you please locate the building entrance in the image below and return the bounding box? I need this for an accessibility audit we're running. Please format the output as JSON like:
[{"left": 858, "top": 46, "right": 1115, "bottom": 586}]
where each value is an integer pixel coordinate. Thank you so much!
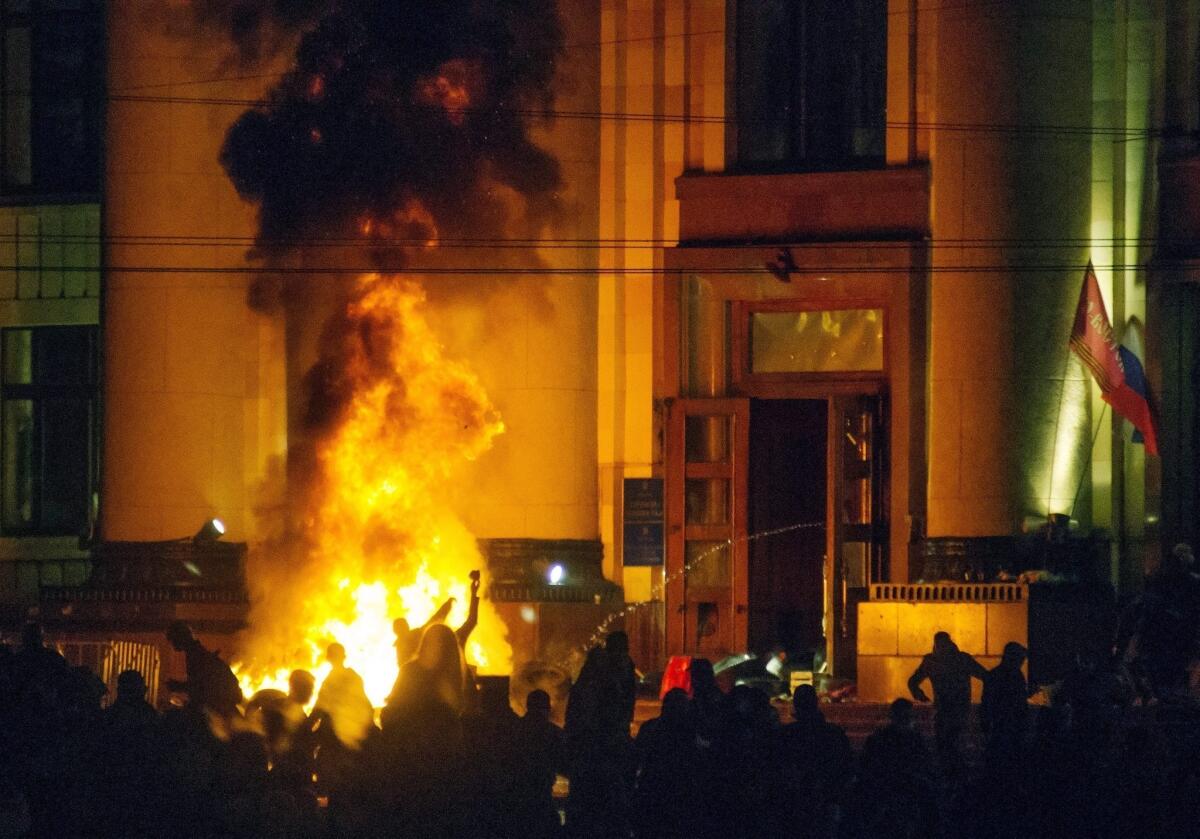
[
  {"left": 663, "top": 394, "right": 885, "bottom": 675},
  {"left": 748, "top": 399, "right": 828, "bottom": 665}
]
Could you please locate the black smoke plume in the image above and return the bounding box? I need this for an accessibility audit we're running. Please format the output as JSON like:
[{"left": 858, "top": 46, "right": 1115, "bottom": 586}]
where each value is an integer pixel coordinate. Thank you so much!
[
  {"left": 219, "top": 0, "right": 564, "bottom": 254},
  {"left": 185, "top": 0, "right": 329, "bottom": 65}
]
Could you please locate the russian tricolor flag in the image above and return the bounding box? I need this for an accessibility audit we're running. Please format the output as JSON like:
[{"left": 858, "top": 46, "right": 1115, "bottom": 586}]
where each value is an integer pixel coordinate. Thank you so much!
[{"left": 1069, "top": 264, "right": 1159, "bottom": 456}]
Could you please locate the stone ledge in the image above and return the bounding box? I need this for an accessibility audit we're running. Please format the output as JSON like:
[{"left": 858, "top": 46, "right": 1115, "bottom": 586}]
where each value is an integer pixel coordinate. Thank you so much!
[{"left": 676, "top": 165, "right": 930, "bottom": 243}]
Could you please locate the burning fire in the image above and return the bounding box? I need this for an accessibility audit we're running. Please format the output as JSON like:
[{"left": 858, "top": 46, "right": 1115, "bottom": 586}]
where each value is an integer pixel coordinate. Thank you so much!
[{"left": 235, "top": 273, "right": 507, "bottom": 712}]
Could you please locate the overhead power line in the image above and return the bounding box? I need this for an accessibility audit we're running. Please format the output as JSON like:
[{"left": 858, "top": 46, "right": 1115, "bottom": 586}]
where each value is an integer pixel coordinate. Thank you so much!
[
  {"left": 0, "top": 233, "right": 1188, "bottom": 250},
  {"left": 102, "top": 92, "right": 1156, "bottom": 140},
  {"left": 18, "top": 262, "right": 1158, "bottom": 276}
]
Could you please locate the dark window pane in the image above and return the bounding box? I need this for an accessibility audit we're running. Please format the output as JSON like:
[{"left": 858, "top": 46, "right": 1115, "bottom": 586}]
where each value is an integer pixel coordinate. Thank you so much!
[
  {"left": 3, "top": 397, "right": 33, "bottom": 528},
  {"left": 737, "top": 0, "right": 887, "bottom": 169},
  {"left": 3, "top": 25, "right": 32, "bottom": 186},
  {"left": 34, "top": 325, "right": 90, "bottom": 385},
  {"left": 40, "top": 396, "right": 88, "bottom": 532},
  {"left": 736, "top": 0, "right": 793, "bottom": 165},
  {"left": 3, "top": 328, "right": 31, "bottom": 383},
  {"left": 2, "top": 1, "right": 100, "bottom": 194}
]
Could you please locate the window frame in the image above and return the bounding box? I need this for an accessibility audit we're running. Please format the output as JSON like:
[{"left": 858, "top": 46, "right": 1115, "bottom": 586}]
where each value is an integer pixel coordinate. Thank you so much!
[
  {"left": 0, "top": 0, "right": 103, "bottom": 198},
  {"left": 730, "top": 0, "right": 889, "bottom": 173},
  {"left": 0, "top": 323, "right": 97, "bottom": 536},
  {"left": 731, "top": 298, "right": 890, "bottom": 397}
]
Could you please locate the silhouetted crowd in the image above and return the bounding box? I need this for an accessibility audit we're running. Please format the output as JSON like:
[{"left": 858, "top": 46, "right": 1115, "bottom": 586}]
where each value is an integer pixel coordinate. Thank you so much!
[{"left": 4, "top": 610, "right": 1200, "bottom": 838}]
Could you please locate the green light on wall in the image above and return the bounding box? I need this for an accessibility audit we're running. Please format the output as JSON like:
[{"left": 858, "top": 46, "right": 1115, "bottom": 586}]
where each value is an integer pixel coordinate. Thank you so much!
[{"left": 1043, "top": 361, "right": 1093, "bottom": 518}]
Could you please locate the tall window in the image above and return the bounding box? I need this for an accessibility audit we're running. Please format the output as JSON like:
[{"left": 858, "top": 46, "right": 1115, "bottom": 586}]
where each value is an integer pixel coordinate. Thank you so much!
[
  {"left": 1, "top": 325, "right": 95, "bottom": 535},
  {"left": 736, "top": 0, "right": 887, "bottom": 169},
  {"left": 1, "top": 0, "right": 102, "bottom": 194}
]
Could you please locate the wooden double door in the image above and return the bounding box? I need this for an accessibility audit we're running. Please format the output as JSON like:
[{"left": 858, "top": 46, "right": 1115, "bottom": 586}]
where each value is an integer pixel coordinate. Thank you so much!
[{"left": 664, "top": 395, "right": 885, "bottom": 676}]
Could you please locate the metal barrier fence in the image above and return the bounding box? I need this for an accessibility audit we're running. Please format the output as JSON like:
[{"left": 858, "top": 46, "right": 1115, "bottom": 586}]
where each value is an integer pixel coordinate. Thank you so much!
[{"left": 3, "top": 636, "right": 162, "bottom": 707}]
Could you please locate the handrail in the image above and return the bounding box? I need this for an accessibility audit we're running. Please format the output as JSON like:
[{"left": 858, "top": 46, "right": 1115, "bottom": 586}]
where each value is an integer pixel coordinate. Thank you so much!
[{"left": 869, "top": 582, "right": 1026, "bottom": 603}]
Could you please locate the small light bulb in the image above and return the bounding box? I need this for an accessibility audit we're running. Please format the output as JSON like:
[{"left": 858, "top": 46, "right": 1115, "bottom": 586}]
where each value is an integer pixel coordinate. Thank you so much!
[
  {"left": 548, "top": 564, "right": 565, "bottom": 585},
  {"left": 212, "top": 518, "right": 226, "bottom": 535}
]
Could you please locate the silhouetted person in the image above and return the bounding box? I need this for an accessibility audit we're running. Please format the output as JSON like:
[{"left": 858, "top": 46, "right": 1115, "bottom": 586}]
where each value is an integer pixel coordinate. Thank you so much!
[
  {"left": 314, "top": 642, "right": 373, "bottom": 747},
  {"left": 564, "top": 645, "right": 611, "bottom": 743},
  {"left": 605, "top": 630, "right": 637, "bottom": 733},
  {"left": 392, "top": 571, "right": 481, "bottom": 668},
  {"left": 393, "top": 597, "right": 453, "bottom": 667},
  {"left": 165, "top": 620, "right": 242, "bottom": 717},
  {"left": 845, "top": 699, "right": 936, "bottom": 839},
  {"left": 564, "top": 645, "right": 634, "bottom": 839},
  {"left": 518, "top": 689, "right": 565, "bottom": 789},
  {"left": 781, "top": 685, "right": 852, "bottom": 836},
  {"left": 111, "top": 669, "right": 157, "bottom": 721},
  {"left": 908, "top": 630, "right": 986, "bottom": 771},
  {"left": 98, "top": 670, "right": 163, "bottom": 839},
  {"left": 281, "top": 668, "right": 315, "bottom": 734},
  {"left": 981, "top": 641, "right": 1030, "bottom": 758},
  {"left": 1122, "top": 542, "right": 1200, "bottom": 700},
  {"left": 688, "top": 657, "right": 723, "bottom": 746},
  {"left": 517, "top": 687, "right": 567, "bottom": 835},
  {"left": 633, "top": 688, "right": 702, "bottom": 839},
  {"left": 10, "top": 621, "right": 69, "bottom": 700},
  {"left": 706, "top": 685, "right": 786, "bottom": 838}
]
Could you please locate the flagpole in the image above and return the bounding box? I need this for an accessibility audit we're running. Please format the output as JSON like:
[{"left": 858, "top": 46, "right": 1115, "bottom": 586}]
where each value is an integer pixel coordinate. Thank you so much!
[
  {"left": 1067, "top": 401, "right": 1110, "bottom": 523},
  {"left": 1046, "top": 349, "right": 1075, "bottom": 516}
]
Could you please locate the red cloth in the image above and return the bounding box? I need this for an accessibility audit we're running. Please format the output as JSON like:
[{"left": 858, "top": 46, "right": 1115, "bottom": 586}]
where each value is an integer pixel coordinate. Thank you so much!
[
  {"left": 659, "top": 655, "right": 692, "bottom": 699},
  {"left": 1069, "top": 263, "right": 1158, "bottom": 455}
]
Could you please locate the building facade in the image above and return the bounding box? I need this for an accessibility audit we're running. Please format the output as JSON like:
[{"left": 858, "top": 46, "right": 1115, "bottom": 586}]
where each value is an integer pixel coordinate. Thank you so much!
[
  {"left": 596, "top": 0, "right": 1198, "bottom": 675},
  {"left": 0, "top": 0, "right": 102, "bottom": 612}
]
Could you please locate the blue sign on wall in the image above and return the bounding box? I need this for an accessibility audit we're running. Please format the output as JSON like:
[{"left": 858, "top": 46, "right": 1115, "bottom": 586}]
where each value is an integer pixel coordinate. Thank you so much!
[{"left": 623, "top": 478, "right": 664, "bottom": 566}]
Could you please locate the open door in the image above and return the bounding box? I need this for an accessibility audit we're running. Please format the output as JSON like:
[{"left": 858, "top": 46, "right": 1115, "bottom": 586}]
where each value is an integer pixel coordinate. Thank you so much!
[
  {"left": 829, "top": 394, "right": 888, "bottom": 677},
  {"left": 665, "top": 398, "right": 750, "bottom": 657}
]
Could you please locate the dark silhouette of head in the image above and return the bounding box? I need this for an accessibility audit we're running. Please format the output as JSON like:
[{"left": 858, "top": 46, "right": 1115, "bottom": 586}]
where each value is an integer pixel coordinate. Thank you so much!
[
  {"left": 792, "top": 683, "right": 820, "bottom": 719},
  {"left": 326, "top": 642, "right": 347, "bottom": 668},
  {"left": 525, "top": 689, "right": 551, "bottom": 722},
  {"left": 1002, "top": 642, "right": 1027, "bottom": 667},
  {"left": 393, "top": 617, "right": 411, "bottom": 636},
  {"left": 1173, "top": 542, "right": 1195, "bottom": 568},
  {"left": 288, "top": 669, "right": 316, "bottom": 705},
  {"left": 20, "top": 621, "right": 43, "bottom": 651},
  {"left": 933, "top": 631, "right": 956, "bottom": 655},
  {"left": 690, "top": 657, "right": 718, "bottom": 700},
  {"left": 890, "top": 697, "right": 915, "bottom": 729},
  {"left": 116, "top": 669, "right": 148, "bottom": 702},
  {"left": 661, "top": 687, "right": 691, "bottom": 723},
  {"left": 413, "top": 623, "right": 465, "bottom": 711},
  {"left": 576, "top": 644, "right": 608, "bottom": 685},
  {"left": 605, "top": 630, "right": 630, "bottom": 657},
  {"left": 417, "top": 623, "right": 462, "bottom": 676},
  {"left": 166, "top": 621, "right": 195, "bottom": 652}
]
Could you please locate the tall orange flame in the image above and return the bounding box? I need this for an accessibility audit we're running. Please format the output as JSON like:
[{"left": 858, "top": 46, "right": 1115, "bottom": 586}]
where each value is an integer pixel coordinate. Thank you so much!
[{"left": 235, "top": 274, "right": 507, "bottom": 711}]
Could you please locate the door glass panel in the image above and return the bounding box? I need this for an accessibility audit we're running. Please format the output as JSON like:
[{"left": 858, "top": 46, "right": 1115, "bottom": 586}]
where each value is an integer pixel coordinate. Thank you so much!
[
  {"left": 685, "top": 414, "right": 729, "bottom": 462},
  {"left": 685, "top": 479, "right": 729, "bottom": 525},
  {"left": 751, "top": 308, "right": 884, "bottom": 373},
  {"left": 686, "top": 541, "right": 731, "bottom": 587},
  {"left": 842, "top": 408, "right": 874, "bottom": 525},
  {"left": 842, "top": 542, "right": 868, "bottom": 588}
]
